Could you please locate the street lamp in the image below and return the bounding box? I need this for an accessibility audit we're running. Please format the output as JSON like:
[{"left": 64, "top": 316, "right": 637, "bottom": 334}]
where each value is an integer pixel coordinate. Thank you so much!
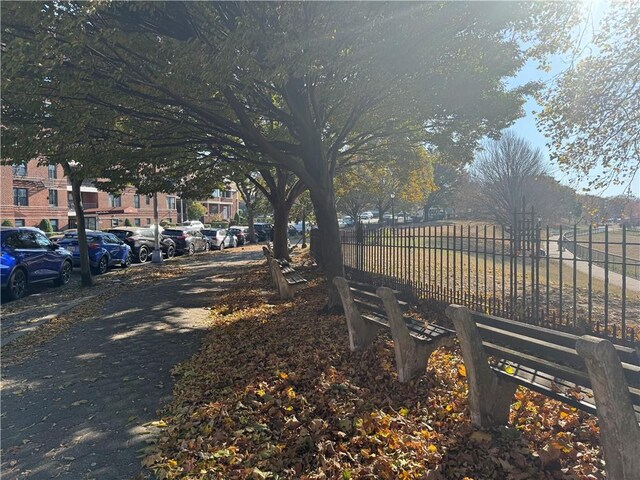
[{"left": 390, "top": 193, "right": 395, "bottom": 227}]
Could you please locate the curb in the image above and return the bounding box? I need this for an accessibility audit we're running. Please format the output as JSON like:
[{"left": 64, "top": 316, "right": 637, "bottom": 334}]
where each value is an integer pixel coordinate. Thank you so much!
[{"left": 1, "top": 295, "right": 97, "bottom": 348}]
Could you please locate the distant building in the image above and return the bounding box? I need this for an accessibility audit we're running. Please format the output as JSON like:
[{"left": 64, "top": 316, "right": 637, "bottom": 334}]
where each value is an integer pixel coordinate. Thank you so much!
[
  {"left": 1, "top": 159, "right": 176, "bottom": 230},
  {"left": 198, "top": 186, "right": 240, "bottom": 224}
]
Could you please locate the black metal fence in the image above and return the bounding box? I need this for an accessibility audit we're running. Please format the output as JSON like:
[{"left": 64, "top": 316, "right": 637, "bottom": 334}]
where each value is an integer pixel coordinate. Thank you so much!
[{"left": 340, "top": 211, "right": 640, "bottom": 346}]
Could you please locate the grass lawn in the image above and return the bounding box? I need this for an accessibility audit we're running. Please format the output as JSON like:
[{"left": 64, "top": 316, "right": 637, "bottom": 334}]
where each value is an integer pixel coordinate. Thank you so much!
[{"left": 143, "top": 257, "right": 606, "bottom": 479}]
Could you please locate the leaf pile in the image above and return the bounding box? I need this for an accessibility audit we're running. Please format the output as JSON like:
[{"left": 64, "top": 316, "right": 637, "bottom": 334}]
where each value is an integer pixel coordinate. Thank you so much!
[{"left": 144, "top": 263, "right": 606, "bottom": 479}]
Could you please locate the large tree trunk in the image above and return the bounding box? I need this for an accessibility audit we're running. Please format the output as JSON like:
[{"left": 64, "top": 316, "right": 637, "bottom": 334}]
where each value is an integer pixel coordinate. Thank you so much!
[
  {"left": 70, "top": 177, "right": 94, "bottom": 287},
  {"left": 310, "top": 187, "right": 345, "bottom": 311},
  {"left": 272, "top": 199, "right": 291, "bottom": 259}
]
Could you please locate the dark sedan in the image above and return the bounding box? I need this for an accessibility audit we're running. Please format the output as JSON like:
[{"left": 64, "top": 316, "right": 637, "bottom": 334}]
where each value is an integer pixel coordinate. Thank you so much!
[{"left": 107, "top": 227, "right": 176, "bottom": 262}]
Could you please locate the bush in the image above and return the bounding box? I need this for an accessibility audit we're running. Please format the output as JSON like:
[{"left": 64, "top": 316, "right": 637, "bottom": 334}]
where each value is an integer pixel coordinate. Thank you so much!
[
  {"left": 1, "top": 219, "right": 14, "bottom": 227},
  {"left": 124, "top": 218, "right": 133, "bottom": 226},
  {"left": 38, "top": 219, "right": 53, "bottom": 232}
]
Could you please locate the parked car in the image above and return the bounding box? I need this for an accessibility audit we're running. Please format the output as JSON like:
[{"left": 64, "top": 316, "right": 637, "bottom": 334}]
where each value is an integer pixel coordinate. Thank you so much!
[
  {"left": 161, "top": 228, "right": 209, "bottom": 255},
  {"left": 253, "top": 223, "right": 273, "bottom": 242},
  {"left": 106, "top": 227, "right": 176, "bottom": 262},
  {"left": 229, "top": 226, "right": 249, "bottom": 246},
  {"left": 179, "top": 220, "right": 204, "bottom": 230},
  {"left": 1, "top": 227, "right": 74, "bottom": 300},
  {"left": 201, "top": 228, "right": 237, "bottom": 250},
  {"left": 359, "top": 211, "right": 374, "bottom": 220},
  {"left": 50, "top": 228, "right": 97, "bottom": 245},
  {"left": 57, "top": 231, "right": 132, "bottom": 274}
]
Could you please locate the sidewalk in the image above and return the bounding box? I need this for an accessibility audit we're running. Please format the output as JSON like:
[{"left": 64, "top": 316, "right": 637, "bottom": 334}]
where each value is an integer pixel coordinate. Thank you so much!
[{"left": 1, "top": 249, "right": 262, "bottom": 479}]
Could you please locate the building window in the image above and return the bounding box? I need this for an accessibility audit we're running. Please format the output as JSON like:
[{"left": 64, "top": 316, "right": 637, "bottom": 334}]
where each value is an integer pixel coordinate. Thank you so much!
[
  {"left": 134, "top": 218, "right": 140, "bottom": 226},
  {"left": 212, "top": 189, "right": 221, "bottom": 197},
  {"left": 12, "top": 164, "right": 27, "bottom": 177},
  {"left": 111, "top": 219, "right": 119, "bottom": 227},
  {"left": 49, "top": 189, "right": 58, "bottom": 207},
  {"left": 221, "top": 205, "right": 230, "bottom": 219},
  {"left": 146, "top": 218, "right": 151, "bottom": 225},
  {"left": 15, "top": 219, "right": 25, "bottom": 227},
  {"left": 13, "top": 188, "right": 28, "bottom": 206},
  {"left": 224, "top": 190, "right": 232, "bottom": 198},
  {"left": 134, "top": 194, "right": 140, "bottom": 208},
  {"left": 50, "top": 219, "right": 59, "bottom": 231},
  {"left": 109, "top": 194, "right": 121, "bottom": 208},
  {"left": 146, "top": 195, "right": 151, "bottom": 205},
  {"left": 48, "top": 164, "right": 57, "bottom": 179},
  {"left": 166, "top": 197, "right": 176, "bottom": 210}
]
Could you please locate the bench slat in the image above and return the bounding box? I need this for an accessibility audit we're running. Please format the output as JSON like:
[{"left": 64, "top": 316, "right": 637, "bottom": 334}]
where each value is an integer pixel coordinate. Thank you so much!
[
  {"left": 471, "top": 311, "right": 639, "bottom": 366},
  {"left": 350, "top": 287, "right": 409, "bottom": 310}
]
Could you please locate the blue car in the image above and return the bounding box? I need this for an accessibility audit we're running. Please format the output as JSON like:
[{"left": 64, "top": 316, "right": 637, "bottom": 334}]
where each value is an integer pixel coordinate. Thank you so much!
[
  {"left": 1, "top": 227, "right": 74, "bottom": 300},
  {"left": 57, "top": 231, "right": 132, "bottom": 275}
]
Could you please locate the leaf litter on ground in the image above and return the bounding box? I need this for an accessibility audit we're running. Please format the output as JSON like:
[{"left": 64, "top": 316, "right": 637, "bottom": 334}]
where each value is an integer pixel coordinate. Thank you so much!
[{"left": 143, "top": 252, "right": 607, "bottom": 479}]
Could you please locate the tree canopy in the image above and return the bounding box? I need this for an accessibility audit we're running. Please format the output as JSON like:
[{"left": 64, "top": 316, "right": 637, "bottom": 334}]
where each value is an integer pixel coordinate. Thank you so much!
[
  {"left": 2, "top": 1, "right": 578, "bottom": 306},
  {"left": 538, "top": 3, "right": 639, "bottom": 193}
]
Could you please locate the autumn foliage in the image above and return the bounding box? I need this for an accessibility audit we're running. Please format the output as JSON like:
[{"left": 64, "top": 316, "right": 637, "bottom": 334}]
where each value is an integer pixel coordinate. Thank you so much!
[{"left": 144, "top": 259, "right": 606, "bottom": 479}]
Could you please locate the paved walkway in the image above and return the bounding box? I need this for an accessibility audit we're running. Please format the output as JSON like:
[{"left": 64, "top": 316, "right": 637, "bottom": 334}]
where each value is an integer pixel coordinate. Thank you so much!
[
  {"left": 1, "top": 250, "right": 262, "bottom": 479},
  {"left": 548, "top": 235, "right": 640, "bottom": 292}
]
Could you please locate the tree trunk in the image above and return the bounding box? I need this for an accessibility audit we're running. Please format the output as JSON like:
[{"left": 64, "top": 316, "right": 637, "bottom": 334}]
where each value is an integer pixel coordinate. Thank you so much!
[
  {"left": 71, "top": 178, "right": 94, "bottom": 287},
  {"left": 272, "top": 200, "right": 291, "bottom": 260},
  {"left": 310, "top": 188, "right": 345, "bottom": 311},
  {"left": 247, "top": 206, "right": 256, "bottom": 243}
]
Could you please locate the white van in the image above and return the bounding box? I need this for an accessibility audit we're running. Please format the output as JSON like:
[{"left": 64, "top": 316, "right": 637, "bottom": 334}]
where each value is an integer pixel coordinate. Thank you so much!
[{"left": 180, "top": 220, "right": 204, "bottom": 230}]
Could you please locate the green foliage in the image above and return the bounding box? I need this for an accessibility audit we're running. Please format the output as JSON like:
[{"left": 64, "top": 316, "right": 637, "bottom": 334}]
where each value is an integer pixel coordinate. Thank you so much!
[
  {"left": 2, "top": 219, "right": 14, "bottom": 227},
  {"left": 38, "top": 219, "right": 53, "bottom": 233},
  {"left": 538, "top": 4, "right": 639, "bottom": 193},
  {"left": 124, "top": 218, "right": 133, "bottom": 227},
  {"left": 187, "top": 201, "right": 207, "bottom": 221}
]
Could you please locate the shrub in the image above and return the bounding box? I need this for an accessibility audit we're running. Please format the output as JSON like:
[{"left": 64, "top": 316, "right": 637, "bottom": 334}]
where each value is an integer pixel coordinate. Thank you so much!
[
  {"left": 124, "top": 218, "right": 133, "bottom": 226},
  {"left": 38, "top": 219, "right": 53, "bottom": 232},
  {"left": 1, "top": 219, "right": 14, "bottom": 227}
]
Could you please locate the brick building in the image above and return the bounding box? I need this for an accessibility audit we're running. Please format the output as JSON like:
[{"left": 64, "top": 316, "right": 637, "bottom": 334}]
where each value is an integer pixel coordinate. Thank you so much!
[
  {"left": 199, "top": 186, "right": 240, "bottom": 224},
  {"left": 1, "top": 159, "right": 177, "bottom": 231}
]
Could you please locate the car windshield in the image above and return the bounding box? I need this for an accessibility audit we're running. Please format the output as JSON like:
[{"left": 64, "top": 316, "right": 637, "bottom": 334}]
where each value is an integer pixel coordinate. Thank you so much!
[
  {"left": 201, "top": 229, "right": 217, "bottom": 235},
  {"left": 162, "top": 229, "right": 184, "bottom": 236},
  {"left": 110, "top": 230, "right": 132, "bottom": 239}
]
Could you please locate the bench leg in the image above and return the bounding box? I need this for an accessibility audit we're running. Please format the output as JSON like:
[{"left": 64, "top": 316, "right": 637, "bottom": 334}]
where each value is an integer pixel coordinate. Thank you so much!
[
  {"left": 333, "top": 277, "right": 380, "bottom": 351},
  {"left": 576, "top": 336, "right": 640, "bottom": 480},
  {"left": 446, "top": 305, "right": 516, "bottom": 427},
  {"left": 377, "top": 287, "right": 436, "bottom": 382},
  {"left": 270, "top": 259, "right": 294, "bottom": 299}
]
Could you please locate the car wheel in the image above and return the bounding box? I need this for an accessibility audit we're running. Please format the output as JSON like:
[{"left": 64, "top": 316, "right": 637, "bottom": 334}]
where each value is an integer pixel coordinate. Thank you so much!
[
  {"left": 7, "top": 268, "right": 27, "bottom": 300},
  {"left": 54, "top": 260, "right": 73, "bottom": 286},
  {"left": 93, "top": 255, "right": 109, "bottom": 275},
  {"left": 188, "top": 243, "right": 195, "bottom": 256},
  {"left": 166, "top": 244, "right": 175, "bottom": 259},
  {"left": 122, "top": 252, "right": 132, "bottom": 268},
  {"left": 137, "top": 246, "right": 149, "bottom": 263}
]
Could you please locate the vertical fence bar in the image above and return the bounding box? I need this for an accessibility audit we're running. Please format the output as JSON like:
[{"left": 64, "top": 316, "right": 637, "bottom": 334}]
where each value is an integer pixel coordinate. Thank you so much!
[
  {"left": 475, "top": 226, "right": 479, "bottom": 306},
  {"left": 587, "top": 224, "right": 593, "bottom": 324},
  {"left": 573, "top": 224, "right": 578, "bottom": 329},
  {"left": 502, "top": 225, "right": 506, "bottom": 313},
  {"left": 483, "top": 225, "right": 488, "bottom": 312},
  {"left": 446, "top": 225, "right": 451, "bottom": 296},
  {"left": 467, "top": 225, "right": 471, "bottom": 307},
  {"left": 545, "top": 225, "right": 550, "bottom": 320},
  {"left": 621, "top": 225, "right": 627, "bottom": 341},
  {"left": 427, "top": 226, "right": 432, "bottom": 294},
  {"left": 559, "top": 225, "right": 564, "bottom": 326},
  {"left": 604, "top": 225, "right": 609, "bottom": 335},
  {"left": 439, "top": 225, "right": 443, "bottom": 293}
]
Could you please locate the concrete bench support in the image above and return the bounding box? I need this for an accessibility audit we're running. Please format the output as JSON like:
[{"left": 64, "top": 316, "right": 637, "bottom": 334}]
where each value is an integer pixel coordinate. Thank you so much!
[
  {"left": 446, "top": 305, "right": 517, "bottom": 427},
  {"left": 576, "top": 336, "right": 640, "bottom": 480},
  {"left": 333, "top": 277, "right": 381, "bottom": 350},
  {"left": 270, "top": 258, "right": 294, "bottom": 299},
  {"left": 377, "top": 286, "right": 439, "bottom": 383}
]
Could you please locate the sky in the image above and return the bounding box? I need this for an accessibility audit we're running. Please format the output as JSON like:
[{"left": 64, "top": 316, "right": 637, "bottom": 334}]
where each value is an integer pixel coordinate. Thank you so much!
[{"left": 502, "top": 0, "right": 639, "bottom": 199}]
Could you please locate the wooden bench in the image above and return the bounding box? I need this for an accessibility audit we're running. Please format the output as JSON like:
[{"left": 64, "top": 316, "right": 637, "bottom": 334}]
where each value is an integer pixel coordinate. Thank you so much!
[
  {"left": 446, "top": 305, "right": 640, "bottom": 479},
  {"left": 333, "top": 277, "right": 454, "bottom": 382},
  {"left": 268, "top": 257, "right": 307, "bottom": 300}
]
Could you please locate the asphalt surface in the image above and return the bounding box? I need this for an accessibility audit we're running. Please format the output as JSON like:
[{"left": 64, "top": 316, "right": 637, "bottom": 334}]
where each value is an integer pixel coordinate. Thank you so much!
[{"left": 1, "top": 249, "right": 262, "bottom": 479}]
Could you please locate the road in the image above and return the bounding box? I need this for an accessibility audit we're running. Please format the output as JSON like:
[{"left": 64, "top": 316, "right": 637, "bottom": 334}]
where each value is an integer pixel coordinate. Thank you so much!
[{"left": 1, "top": 249, "right": 262, "bottom": 479}]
